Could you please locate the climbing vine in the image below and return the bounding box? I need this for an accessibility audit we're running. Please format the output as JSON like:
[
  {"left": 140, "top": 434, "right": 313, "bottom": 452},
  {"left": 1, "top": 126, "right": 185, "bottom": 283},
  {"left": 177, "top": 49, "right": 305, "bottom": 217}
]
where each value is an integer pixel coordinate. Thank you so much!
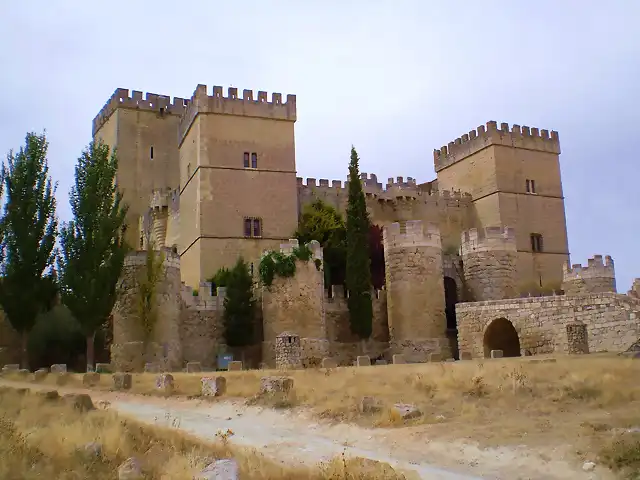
[
  {"left": 258, "top": 244, "right": 318, "bottom": 287},
  {"left": 134, "top": 247, "right": 165, "bottom": 341}
]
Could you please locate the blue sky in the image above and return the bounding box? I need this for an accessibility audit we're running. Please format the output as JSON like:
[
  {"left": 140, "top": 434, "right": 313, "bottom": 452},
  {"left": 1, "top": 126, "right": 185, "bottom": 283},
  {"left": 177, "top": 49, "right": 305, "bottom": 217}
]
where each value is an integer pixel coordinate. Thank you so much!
[{"left": 0, "top": 1, "right": 638, "bottom": 290}]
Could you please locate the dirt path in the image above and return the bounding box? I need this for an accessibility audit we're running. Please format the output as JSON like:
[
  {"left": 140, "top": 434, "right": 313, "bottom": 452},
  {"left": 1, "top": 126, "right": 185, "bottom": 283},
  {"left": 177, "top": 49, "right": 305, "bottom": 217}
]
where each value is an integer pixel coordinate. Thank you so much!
[{"left": 0, "top": 379, "right": 608, "bottom": 480}]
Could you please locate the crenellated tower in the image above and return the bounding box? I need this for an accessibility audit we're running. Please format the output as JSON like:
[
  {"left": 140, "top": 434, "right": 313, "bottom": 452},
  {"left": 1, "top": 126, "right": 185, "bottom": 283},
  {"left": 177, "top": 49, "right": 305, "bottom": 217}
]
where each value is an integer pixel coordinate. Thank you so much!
[
  {"left": 562, "top": 255, "right": 617, "bottom": 295},
  {"left": 383, "top": 221, "right": 450, "bottom": 362},
  {"left": 434, "top": 121, "right": 569, "bottom": 291},
  {"left": 460, "top": 226, "right": 518, "bottom": 301}
]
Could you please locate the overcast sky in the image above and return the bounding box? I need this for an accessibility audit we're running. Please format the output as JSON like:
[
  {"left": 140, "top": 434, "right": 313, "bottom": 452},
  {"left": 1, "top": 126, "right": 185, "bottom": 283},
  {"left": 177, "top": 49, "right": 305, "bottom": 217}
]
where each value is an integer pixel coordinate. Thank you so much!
[{"left": 0, "top": 1, "right": 638, "bottom": 290}]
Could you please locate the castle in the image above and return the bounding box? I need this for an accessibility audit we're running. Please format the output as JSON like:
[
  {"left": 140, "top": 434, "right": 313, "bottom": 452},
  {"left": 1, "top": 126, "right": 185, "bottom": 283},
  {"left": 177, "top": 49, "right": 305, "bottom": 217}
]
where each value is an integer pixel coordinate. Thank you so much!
[{"left": 87, "top": 84, "right": 640, "bottom": 370}]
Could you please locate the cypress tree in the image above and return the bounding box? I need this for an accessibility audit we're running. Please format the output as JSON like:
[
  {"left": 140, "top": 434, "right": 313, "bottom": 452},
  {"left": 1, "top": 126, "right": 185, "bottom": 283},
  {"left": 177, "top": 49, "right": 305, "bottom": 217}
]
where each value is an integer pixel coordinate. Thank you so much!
[
  {"left": 345, "top": 146, "right": 373, "bottom": 339},
  {"left": 223, "top": 257, "right": 256, "bottom": 347},
  {"left": 0, "top": 132, "right": 58, "bottom": 368}
]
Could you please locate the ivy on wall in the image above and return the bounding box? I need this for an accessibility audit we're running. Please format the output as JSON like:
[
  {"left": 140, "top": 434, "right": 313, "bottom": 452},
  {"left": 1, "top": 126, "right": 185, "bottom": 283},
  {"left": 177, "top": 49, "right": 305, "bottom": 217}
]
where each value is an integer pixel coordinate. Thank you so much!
[{"left": 258, "top": 243, "right": 319, "bottom": 287}]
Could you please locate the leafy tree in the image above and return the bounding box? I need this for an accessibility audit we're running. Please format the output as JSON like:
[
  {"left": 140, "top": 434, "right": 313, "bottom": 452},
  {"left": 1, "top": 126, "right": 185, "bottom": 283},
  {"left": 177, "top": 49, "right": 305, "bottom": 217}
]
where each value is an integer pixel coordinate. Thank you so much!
[
  {"left": 135, "top": 245, "right": 165, "bottom": 343},
  {"left": 223, "top": 257, "right": 256, "bottom": 347},
  {"left": 345, "top": 146, "right": 373, "bottom": 339},
  {"left": 295, "top": 199, "right": 346, "bottom": 286},
  {"left": 0, "top": 132, "right": 58, "bottom": 368},
  {"left": 207, "top": 266, "right": 232, "bottom": 292},
  {"left": 58, "top": 140, "right": 129, "bottom": 372}
]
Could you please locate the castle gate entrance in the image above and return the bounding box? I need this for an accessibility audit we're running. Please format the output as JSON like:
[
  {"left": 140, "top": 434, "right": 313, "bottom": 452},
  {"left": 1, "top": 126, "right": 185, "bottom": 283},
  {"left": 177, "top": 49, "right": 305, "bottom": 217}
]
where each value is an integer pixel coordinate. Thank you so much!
[
  {"left": 483, "top": 317, "right": 520, "bottom": 358},
  {"left": 443, "top": 276, "right": 459, "bottom": 359}
]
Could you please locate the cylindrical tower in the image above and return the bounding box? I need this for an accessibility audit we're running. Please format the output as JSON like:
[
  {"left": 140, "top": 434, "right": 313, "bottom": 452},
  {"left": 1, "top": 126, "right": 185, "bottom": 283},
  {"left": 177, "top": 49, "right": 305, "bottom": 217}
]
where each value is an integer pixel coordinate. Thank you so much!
[
  {"left": 111, "top": 248, "right": 182, "bottom": 371},
  {"left": 562, "top": 255, "right": 616, "bottom": 295},
  {"left": 150, "top": 188, "right": 170, "bottom": 249},
  {"left": 383, "top": 220, "right": 450, "bottom": 362},
  {"left": 460, "top": 226, "right": 517, "bottom": 301}
]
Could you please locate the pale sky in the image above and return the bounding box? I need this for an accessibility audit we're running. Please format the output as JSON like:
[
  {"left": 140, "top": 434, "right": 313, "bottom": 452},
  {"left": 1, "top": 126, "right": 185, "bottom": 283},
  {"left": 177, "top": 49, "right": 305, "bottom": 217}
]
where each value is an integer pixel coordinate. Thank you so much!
[{"left": 0, "top": 1, "right": 638, "bottom": 290}]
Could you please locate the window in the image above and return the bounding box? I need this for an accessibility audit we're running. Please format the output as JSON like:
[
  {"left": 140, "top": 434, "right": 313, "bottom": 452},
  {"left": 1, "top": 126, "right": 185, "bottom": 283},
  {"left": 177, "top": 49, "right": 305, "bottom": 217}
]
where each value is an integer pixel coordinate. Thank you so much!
[
  {"left": 150, "top": 146, "right": 154, "bottom": 160},
  {"left": 244, "top": 217, "right": 263, "bottom": 238},
  {"left": 526, "top": 179, "right": 536, "bottom": 194},
  {"left": 243, "top": 152, "right": 250, "bottom": 168},
  {"left": 530, "top": 233, "right": 543, "bottom": 253},
  {"left": 251, "top": 152, "right": 258, "bottom": 169}
]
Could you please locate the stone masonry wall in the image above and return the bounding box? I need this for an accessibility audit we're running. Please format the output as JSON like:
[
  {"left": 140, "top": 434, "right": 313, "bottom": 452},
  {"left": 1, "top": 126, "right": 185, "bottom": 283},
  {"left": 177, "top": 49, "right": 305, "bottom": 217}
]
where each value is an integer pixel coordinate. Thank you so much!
[
  {"left": 562, "top": 255, "right": 617, "bottom": 296},
  {"left": 383, "top": 221, "right": 450, "bottom": 362},
  {"left": 456, "top": 293, "right": 640, "bottom": 359}
]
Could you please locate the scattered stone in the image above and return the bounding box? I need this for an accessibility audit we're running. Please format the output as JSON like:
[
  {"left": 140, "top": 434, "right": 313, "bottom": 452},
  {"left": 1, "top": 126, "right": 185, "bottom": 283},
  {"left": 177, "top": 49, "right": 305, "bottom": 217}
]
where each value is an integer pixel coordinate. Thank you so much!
[
  {"left": 321, "top": 357, "right": 337, "bottom": 368},
  {"left": 2, "top": 364, "right": 19, "bottom": 372},
  {"left": 37, "top": 390, "right": 59, "bottom": 401},
  {"left": 186, "top": 361, "right": 202, "bottom": 373},
  {"left": 14, "top": 387, "right": 29, "bottom": 395},
  {"left": 375, "top": 359, "right": 388, "bottom": 366},
  {"left": 227, "top": 361, "right": 242, "bottom": 371},
  {"left": 95, "top": 363, "right": 112, "bottom": 373},
  {"left": 359, "top": 396, "right": 382, "bottom": 413},
  {"left": 63, "top": 393, "right": 95, "bottom": 412},
  {"left": 82, "top": 372, "right": 100, "bottom": 387},
  {"left": 51, "top": 364, "right": 67, "bottom": 374},
  {"left": 156, "top": 373, "right": 174, "bottom": 395},
  {"left": 444, "top": 358, "right": 455, "bottom": 363},
  {"left": 541, "top": 358, "right": 557, "bottom": 363},
  {"left": 80, "top": 442, "right": 102, "bottom": 458},
  {"left": 55, "top": 372, "right": 70, "bottom": 386},
  {"left": 490, "top": 349, "right": 503, "bottom": 359},
  {"left": 356, "top": 355, "right": 371, "bottom": 367},
  {"left": 428, "top": 352, "right": 442, "bottom": 362},
  {"left": 260, "top": 376, "right": 293, "bottom": 394},
  {"left": 582, "top": 461, "right": 596, "bottom": 472},
  {"left": 201, "top": 376, "right": 226, "bottom": 397},
  {"left": 96, "top": 400, "right": 111, "bottom": 410},
  {"left": 459, "top": 352, "right": 472, "bottom": 360},
  {"left": 195, "top": 459, "right": 239, "bottom": 480},
  {"left": 113, "top": 372, "right": 132, "bottom": 390},
  {"left": 34, "top": 368, "right": 48, "bottom": 381},
  {"left": 16, "top": 368, "right": 30, "bottom": 378},
  {"left": 118, "top": 457, "right": 143, "bottom": 480},
  {"left": 392, "top": 354, "right": 406, "bottom": 364},
  {"left": 393, "top": 403, "right": 422, "bottom": 420},
  {"left": 144, "top": 362, "right": 160, "bottom": 373}
]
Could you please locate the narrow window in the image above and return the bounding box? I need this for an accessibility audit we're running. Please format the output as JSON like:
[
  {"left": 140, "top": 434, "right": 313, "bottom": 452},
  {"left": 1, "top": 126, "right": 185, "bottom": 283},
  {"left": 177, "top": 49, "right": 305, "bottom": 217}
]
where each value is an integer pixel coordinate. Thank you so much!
[
  {"left": 150, "top": 146, "right": 154, "bottom": 160},
  {"left": 530, "top": 179, "right": 536, "bottom": 193},
  {"left": 139, "top": 236, "right": 144, "bottom": 249},
  {"left": 244, "top": 218, "right": 252, "bottom": 237},
  {"left": 251, "top": 152, "right": 258, "bottom": 169},
  {"left": 243, "top": 152, "right": 250, "bottom": 168},
  {"left": 187, "top": 163, "right": 191, "bottom": 177},
  {"left": 530, "top": 233, "right": 543, "bottom": 253},
  {"left": 252, "top": 218, "right": 262, "bottom": 237},
  {"left": 525, "top": 179, "right": 530, "bottom": 193}
]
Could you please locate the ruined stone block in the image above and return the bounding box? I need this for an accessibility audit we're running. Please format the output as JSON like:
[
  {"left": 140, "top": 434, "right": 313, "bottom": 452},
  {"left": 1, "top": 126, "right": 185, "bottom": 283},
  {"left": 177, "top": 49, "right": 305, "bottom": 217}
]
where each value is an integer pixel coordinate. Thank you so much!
[
  {"left": 95, "top": 363, "right": 112, "bottom": 373},
  {"left": 356, "top": 355, "right": 371, "bottom": 367},
  {"left": 227, "top": 361, "right": 242, "bottom": 371},
  {"left": 36, "top": 389, "right": 59, "bottom": 401},
  {"left": 156, "top": 373, "right": 174, "bottom": 395},
  {"left": 195, "top": 459, "right": 239, "bottom": 480},
  {"left": 392, "top": 354, "right": 406, "bottom": 364},
  {"left": 51, "top": 364, "right": 67, "bottom": 374},
  {"left": 259, "top": 376, "right": 293, "bottom": 394},
  {"left": 55, "top": 372, "right": 70, "bottom": 386},
  {"left": 186, "top": 361, "right": 202, "bottom": 373},
  {"left": 33, "top": 368, "right": 48, "bottom": 381},
  {"left": 16, "top": 368, "right": 30, "bottom": 378},
  {"left": 321, "top": 357, "right": 337, "bottom": 368},
  {"left": 566, "top": 323, "right": 589, "bottom": 354},
  {"left": 63, "top": 393, "right": 95, "bottom": 412},
  {"left": 428, "top": 352, "right": 442, "bottom": 362},
  {"left": 118, "top": 457, "right": 142, "bottom": 480},
  {"left": 201, "top": 376, "right": 226, "bottom": 396},
  {"left": 459, "top": 352, "right": 472, "bottom": 360},
  {"left": 144, "top": 362, "right": 160, "bottom": 373},
  {"left": 3, "top": 364, "right": 19, "bottom": 371},
  {"left": 113, "top": 372, "right": 132, "bottom": 390},
  {"left": 82, "top": 372, "right": 100, "bottom": 387},
  {"left": 375, "top": 359, "right": 388, "bottom": 366},
  {"left": 392, "top": 403, "right": 421, "bottom": 420},
  {"left": 359, "top": 396, "right": 382, "bottom": 413},
  {"left": 490, "top": 349, "right": 504, "bottom": 359}
]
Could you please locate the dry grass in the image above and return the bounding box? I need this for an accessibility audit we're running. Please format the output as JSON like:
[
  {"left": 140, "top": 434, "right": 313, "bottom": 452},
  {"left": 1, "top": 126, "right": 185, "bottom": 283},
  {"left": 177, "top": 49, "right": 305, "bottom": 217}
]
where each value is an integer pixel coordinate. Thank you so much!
[
  {"left": 0, "top": 387, "right": 408, "bottom": 479},
  {"left": 11, "top": 354, "right": 640, "bottom": 453}
]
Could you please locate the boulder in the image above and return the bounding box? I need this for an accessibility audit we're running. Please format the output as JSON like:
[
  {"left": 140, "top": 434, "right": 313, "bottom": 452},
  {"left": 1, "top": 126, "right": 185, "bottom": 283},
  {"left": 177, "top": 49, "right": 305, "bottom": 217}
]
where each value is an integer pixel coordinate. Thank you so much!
[
  {"left": 118, "top": 457, "right": 143, "bottom": 480},
  {"left": 33, "top": 368, "right": 48, "bottom": 381},
  {"left": 63, "top": 393, "right": 95, "bottom": 412},
  {"left": 82, "top": 372, "right": 100, "bottom": 387},
  {"left": 195, "top": 459, "right": 239, "bottom": 480},
  {"left": 259, "top": 376, "right": 293, "bottom": 394},
  {"left": 156, "top": 373, "right": 174, "bottom": 395},
  {"left": 51, "top": 364, "right": 67, "bottom": 374},
  {"left": 201, "top": 376, "right": 226, "bottom": 397},
  {"left": 55, "top": 372, "right": 70, "bottom": 386},
  {"left": 359, "top": 396, "right": 382, "bottom": 413},
  {"left": 393, "top": 403, "right": 421, "bottom": 420},
  {"left": 113, "top": 372, "right": 132, "bottom": 390}
]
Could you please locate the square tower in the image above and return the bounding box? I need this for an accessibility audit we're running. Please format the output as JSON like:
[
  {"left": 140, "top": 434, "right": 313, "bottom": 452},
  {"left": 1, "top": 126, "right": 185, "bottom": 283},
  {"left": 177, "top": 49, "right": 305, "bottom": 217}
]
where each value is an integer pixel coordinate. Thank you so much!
[
  {"left": 434, "top": 121, "right": 569, "bottom": 291},
  {"left": 92, "top": 89, "right": 188, "bottom": 248},
  {"left": 178, "top": 85, "right": 298, "bottom": 287}
]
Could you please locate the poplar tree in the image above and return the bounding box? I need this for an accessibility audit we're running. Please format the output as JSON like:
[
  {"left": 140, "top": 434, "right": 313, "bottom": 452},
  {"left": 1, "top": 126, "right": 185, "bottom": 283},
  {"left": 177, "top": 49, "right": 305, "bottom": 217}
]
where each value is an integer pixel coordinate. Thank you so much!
[
  {"left": 58, "top": 140, "right": 129, "bottom": 372},
  {"left": 345, "top": 146, "right": 373, "bottom": 339},
  {"left": 0, "top": 132, "right": 58, "bottom": 368}
]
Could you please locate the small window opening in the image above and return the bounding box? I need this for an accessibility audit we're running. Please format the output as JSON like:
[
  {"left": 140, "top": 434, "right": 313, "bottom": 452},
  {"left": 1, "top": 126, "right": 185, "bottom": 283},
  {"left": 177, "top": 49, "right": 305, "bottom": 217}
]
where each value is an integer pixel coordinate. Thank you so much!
[
  {"left": 526, "top": 179, "right": 536, "bottom": 193},
  {"left": 251, "top": 152, "right": 258, "bottom": 169},
  {"left": 530, "top": 233, "right": 543, "bottom": 253},
  {"left": 243, "top": 152, "right": 250, "bottom": 168},
  {"left": 244, "top": 218, "right": 252, "bottom": 237},
  {"left": 150, "top": 146, "right": 154, "bottom": 160},
  {"left": 252, "top": 218, "right": 262, "bottom": 237}
]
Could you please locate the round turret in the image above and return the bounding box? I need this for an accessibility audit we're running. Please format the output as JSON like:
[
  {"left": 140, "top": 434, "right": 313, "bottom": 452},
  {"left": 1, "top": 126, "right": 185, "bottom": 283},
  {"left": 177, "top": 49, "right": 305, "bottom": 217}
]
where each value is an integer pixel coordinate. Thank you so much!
[
  {"left": 460, "top": 226, "right": 517, "bottom": 301},
  {"left": 382, "top": 220, "right": 450, "bottom": 362},
  {"left": 562, "top": 255, "right": 616, "bottom": 295}
]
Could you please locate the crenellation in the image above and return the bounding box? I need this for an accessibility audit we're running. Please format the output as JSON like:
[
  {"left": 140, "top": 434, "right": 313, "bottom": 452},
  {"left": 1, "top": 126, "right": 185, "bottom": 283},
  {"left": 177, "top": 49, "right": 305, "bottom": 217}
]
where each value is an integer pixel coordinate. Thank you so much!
[
  {"left": 433, "top": 120, "right": 561, "bottom": 172},
  {"left": 461, "top": 226, "right": 517, "bottom": 255},
  {"left": 383, "top": 220, "right": 441, "bottom": 250},
  {"left": 562, "top": 255, "right": 616, "bottom": 296}
]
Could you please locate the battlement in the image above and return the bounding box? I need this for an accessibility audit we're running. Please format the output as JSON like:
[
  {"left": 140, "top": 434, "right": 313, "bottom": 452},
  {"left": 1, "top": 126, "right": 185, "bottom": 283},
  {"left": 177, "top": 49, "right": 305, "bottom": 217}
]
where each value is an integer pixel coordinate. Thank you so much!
[
  {"left": 92, "top": 88, "right": 189, "bottom": 136},
  {"left": 563, "top": 255, "right": 615, "bottom": 281},
  {"left": 178, "top": 84, "right": 296, "bottom": 144},
  {"left": 150, "top": 187, "right": 172, "bottom": 210},
  {"left": 461, "top": 226, "right": 516, "bottom": 255},
  {"left": 433, "top": 121, "right": 561, "bottom": 172},
  {"left": 324, "top": 285, "right": 386, "bottom": 301},
  {"left": 383, "top": 220, "right": 441, "bottom": 250},
  {"left": 180, "top": 282, "right": 225, "bottom": 311}
]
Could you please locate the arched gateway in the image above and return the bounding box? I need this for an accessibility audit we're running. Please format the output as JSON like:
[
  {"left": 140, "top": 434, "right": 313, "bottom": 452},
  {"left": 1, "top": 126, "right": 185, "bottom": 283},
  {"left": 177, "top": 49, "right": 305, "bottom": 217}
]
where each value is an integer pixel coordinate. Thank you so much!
[{"left": 483, "top": 318, "right": 521, "bottom": 358}]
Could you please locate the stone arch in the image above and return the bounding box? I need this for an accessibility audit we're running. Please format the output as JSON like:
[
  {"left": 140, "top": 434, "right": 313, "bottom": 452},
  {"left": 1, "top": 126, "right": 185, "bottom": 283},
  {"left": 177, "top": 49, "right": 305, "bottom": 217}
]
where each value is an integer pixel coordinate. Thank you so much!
[{"left": 483, "top": 317, "right": 521, "bottom": 358}]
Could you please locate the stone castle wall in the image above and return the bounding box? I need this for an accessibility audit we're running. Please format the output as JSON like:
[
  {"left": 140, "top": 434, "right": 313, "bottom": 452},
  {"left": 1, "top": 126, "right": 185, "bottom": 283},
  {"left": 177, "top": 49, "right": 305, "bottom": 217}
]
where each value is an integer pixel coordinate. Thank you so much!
[
  {"left": 562, "top": 255, "right": 617, "bottom": 295},
  {"left": 456, "top": 293, "right": 640, "bottom": 358}
]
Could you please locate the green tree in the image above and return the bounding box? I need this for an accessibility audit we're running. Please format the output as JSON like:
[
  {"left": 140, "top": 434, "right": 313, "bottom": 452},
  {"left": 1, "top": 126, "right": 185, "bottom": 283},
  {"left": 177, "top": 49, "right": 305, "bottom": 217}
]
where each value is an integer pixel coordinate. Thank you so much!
[
  {"left": 345, "top": 146, "right": 373, "bottom": 339},
  {"left": 223, "top": 257, "right": 256, "bottom": 347},
  {"left": 295, "top": 199, "right": 346, "bottom": 286},
  {"left": 135, "top": 245, "right": 165, "bottom": 343},
  {"left": 58, "top": 140, "right": 129, "bottom": 372},
  {"left": 0, "top": 132, "right": 58, "bottom": 368}
]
